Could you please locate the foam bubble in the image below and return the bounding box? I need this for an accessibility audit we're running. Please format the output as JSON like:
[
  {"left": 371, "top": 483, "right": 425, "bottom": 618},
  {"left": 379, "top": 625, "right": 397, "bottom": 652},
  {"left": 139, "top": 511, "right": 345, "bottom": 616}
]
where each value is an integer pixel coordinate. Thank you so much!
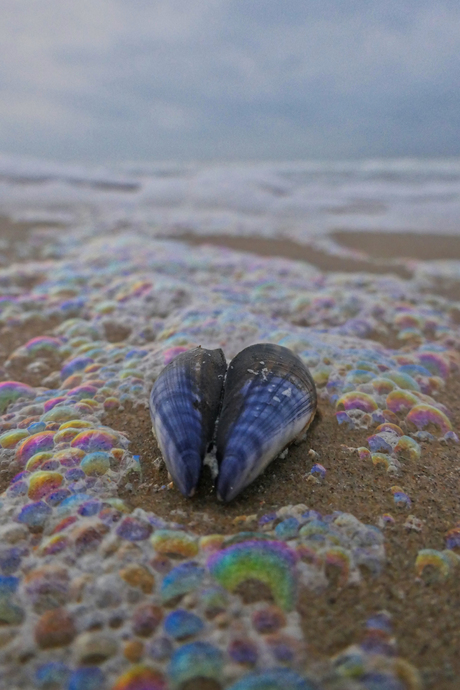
[{"left": 207, "top": 540, "right": 298, "bottom": 611}]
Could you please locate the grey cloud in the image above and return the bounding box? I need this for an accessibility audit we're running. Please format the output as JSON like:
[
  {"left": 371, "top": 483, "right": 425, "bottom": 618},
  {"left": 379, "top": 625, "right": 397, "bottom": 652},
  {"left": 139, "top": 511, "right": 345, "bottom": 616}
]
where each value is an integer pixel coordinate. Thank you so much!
[{"left": 0, "top": 0, "right": 459, "bottom": 161}]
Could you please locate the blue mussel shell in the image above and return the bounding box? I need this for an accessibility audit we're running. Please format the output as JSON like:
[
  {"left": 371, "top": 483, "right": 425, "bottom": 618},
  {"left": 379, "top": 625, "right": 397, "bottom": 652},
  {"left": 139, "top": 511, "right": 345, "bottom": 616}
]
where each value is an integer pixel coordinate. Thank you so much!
[{"left": 149, "top": 343, "right": 317, "bottom": 501}]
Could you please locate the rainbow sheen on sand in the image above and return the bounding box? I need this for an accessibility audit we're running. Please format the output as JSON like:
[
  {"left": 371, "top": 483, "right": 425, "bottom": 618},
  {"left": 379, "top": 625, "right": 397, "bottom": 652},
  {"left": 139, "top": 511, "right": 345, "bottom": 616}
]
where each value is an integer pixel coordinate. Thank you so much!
[
  {"left": 112, "top": 665, "right": 167, "bottom": 690},
  {"left": 0, "top": 381, "right": 35, "bottom": 413},
  {"left": 0, "top": 161, "right": 456, "bottom": 688},
  {"left": 208, "top": 540, "right": 298, "bottom": 611}
]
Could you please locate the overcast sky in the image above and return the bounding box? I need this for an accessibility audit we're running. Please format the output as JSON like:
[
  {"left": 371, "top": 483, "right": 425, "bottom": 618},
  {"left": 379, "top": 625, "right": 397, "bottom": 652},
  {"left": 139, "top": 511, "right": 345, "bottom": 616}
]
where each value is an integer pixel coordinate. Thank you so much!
[{"left": 1, "top": 1, "right": 459, "bottom": 163}]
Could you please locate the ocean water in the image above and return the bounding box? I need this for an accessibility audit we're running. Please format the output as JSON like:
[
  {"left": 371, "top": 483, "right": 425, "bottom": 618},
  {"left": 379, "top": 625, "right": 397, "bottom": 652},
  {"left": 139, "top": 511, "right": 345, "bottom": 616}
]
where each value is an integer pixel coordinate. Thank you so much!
[{"left": 1, "top": 154, "right": 460, "bottom": 244}]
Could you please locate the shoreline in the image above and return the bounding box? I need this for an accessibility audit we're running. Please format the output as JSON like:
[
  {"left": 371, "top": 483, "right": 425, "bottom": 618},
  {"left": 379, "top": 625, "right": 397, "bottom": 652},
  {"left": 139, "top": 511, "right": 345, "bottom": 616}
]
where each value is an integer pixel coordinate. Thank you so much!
[{"left": 1, "top": 213, "right": 460, "bottom": 688}]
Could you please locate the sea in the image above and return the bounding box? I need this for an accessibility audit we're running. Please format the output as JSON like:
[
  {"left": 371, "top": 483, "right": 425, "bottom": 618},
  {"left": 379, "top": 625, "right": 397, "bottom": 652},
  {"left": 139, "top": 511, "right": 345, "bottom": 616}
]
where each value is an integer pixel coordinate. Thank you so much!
[{"left": 1, "top": 155, "right": 460, "bottom": 247}]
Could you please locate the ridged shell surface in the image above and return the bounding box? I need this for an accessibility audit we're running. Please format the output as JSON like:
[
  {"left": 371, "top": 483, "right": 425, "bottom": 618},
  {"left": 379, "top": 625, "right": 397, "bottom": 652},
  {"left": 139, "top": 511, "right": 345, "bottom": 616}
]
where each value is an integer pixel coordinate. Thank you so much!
[
  {"left": 149, "top": 347, "right": 227, "bottom": 497},
  {"left": 215, "top": 343, "right": 317, "bottom": 501}
]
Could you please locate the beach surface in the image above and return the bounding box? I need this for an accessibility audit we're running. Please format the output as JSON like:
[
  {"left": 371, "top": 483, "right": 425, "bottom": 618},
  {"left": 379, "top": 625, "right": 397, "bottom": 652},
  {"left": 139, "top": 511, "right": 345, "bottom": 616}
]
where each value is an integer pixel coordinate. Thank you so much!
[{"left": 0, "top": 158, "right": 460, "bottom": 690}]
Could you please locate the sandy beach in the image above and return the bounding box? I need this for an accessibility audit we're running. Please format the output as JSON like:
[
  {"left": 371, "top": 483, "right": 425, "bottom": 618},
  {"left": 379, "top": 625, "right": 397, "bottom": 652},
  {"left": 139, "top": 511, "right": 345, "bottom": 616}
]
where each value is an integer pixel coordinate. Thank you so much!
[{"left": 1, "top": 160, "right": 460, "bottom": 690}]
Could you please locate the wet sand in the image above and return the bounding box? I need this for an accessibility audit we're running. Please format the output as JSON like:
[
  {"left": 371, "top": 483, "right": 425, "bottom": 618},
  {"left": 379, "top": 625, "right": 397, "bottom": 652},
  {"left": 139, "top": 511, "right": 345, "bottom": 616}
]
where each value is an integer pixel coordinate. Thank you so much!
[{"left": 1, "top": 216, "right": 460, "bottom": 688}]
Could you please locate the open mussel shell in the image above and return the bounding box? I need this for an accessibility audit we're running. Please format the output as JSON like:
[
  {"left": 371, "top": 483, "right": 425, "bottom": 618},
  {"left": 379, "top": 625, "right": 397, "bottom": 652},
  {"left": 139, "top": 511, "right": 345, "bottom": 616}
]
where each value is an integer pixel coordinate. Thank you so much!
[
  {"left": 215, "top": 343, "right": 317, "bottom": 502},
  {"left": 149, "top": 347, "right": 227, "bottom": 497}
]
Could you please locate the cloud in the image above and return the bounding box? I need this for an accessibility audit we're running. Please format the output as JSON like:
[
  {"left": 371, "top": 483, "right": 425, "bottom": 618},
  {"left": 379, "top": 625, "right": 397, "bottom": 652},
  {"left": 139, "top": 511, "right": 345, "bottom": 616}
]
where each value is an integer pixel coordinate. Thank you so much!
[{"left": 0, "top": 0, "right": 459, "bottom": 161}]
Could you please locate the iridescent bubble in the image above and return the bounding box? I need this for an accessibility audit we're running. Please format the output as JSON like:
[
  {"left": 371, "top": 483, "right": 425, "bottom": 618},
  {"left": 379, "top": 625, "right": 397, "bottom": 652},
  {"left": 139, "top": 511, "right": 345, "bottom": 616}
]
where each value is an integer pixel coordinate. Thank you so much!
[
  {"left": 252, "top": 605, "right": 286, "bottom": 634},
  {"left": 335, "top": 411, "right": 353, "bottom": 426},
  {"left": 275, "top": 518, "right": 300, "bottom": 541},
  {"left": 381, "top": 409, "right": 400, "bottom": 425},
  {"left": 131, "top": 603, "right": 163, "bottom": 637},
  {"left": 151, "top": 530, "right": 199, "bottom": 559},
  {"left": 371, "top": 453, "right": 391, "bottom": 469},
  {"left": 78, "top": 500, "right": 102, "bottom": 517},
  {"left": 443, "top": 431, "right": 459, "bottom": 444},
  {"left": 59, "top": 420, "right": 93, "bottom": 430},
  {"left": 116, "top": 517, "right": 152, "bottom": 541},
  {"left": 443, "top": 549, "right": 460, "bottom": 570},
  {"left": 24, "top": 336, "right": 62, "bottom": 356},
  {"left": 39, "top": 534, "right": 69, "bottom": 556},
  {"left": 61, "top": 375, "right": 83, "bottom": 389},
  {"left": 53, "top": 427, "right": 81, "bottom": 444},
  {"left": 52, "top": 515, "right": 78, "bottom": 534},
  {"left": 71, "top": 429, "right": 118, "bottom": 452},
  {"left": 27, "top": 421, "right": 47, "bottom": 434},
  {"left": 367, "top": 434, "right": 393, "bottom": 454},
  {"left": 299, "top": 350, "right": 320, "bottom": 368},
  {"left": 0, "top": 381, "right": 35, "bottom": 413},
  {"left": 406, "top": 404, "right": 452, "bottom": 434},
  {"left": 375, "top": 423, "right": 403, "bottom": 436},
  {"left": 66, "top": 384, "right": 98, "bottom": 400},
  {"left": 394, "top": 436, "right": 421, "bottom": 461},
  {"left": 299, "top": 520, "right": 333, "bottom": 543},
  {"left": 65, "top": 468, "right": 85, "bottom": 481},
  {"left": 164, "top": 609, "right": 204, "bottom": 640},
  {"left": 344, "top": 369, "right": 376, "bottom": 385},
  {"left": 60, "top": 356, "right": 94, "bottom": 381},
  {"left": 353, "top": 360, "right": 380, "bottom": 373},
  {"left": 385, "top": 390, "right": 419, "bottom": 414},
  {"left": 25, "top": 452, "right": 56, "bottom": 472},
  {"left": 399, "top": 364, "right": 432, "bottom": 378},
  {"left": 80, "top": 452, "right": 111, "bottom": 476},
  {"left": 72, "top": 522, "right": 110, "bottom": 557},
  {"left": 67, "top": 667, "right": 105, "bottom": 690},
  {"left": 160, "top": 562, "right": 205, "bottom": 604},
  {"left": 56, "top": 493, "right": 91, "bottom": 515},
  {"left": 398, "top": 327, "right": 423, "bottom": 342},
  {"left": 258, "top": 513, "right": 277, "bottom": 527},
  {"left": 228, "top": 638, "right": 259, "bottom": 665},
  {"left": 311, "top": 365, "right": 330, "bottom": 387},
  {"left": 336, "top": 392, "right": 378, "bottom": 413},
  {"left": 112, "top": 665, "right": 167, "bottom": 690},
  {"left": 310, "top": 464, "right": 326, "bottom": 479},
  {"left": 46, "top": 486, "right": 70, "bottom": 506},
  {"left": 103, "top": 397, "right": 120, "bottom": 410},
  {"left": 54, "top": 448, "right": 85, "bottom": 467},
  {"left": 384, "top": 372, "right": 420, "bottom": 391},
  {"left": 17, "top": 501, "right": 52, "bottom": 531},
  {"left": 0, "top": 429, "right": 29, "bottom": 448},
  {"left": 35, "top": 662, "right": 70, "bottom": 689},
  {"left": 207, "top": 540, "right": 298, "bottom": 611},
  {"left": 324, "top": 546, "right": 351, "bottom": 587},
  {"left": 43, "top": 397, "right": 67, "bottom": 413},
  {"left": 357, "top": 447, "right": 371, "bottom": 461},
  {"left": 266, "top": 634, "right": 300, "bottom": 664},
  {"left": 15, "top": 432, "right": 55, "bottom": 465},
  {"left": 7, "top": 481, "right": 28, "bottom": 498},
  {"left": 168, "top": 642, "right": 223, "bottom": 688},
  {"left": 380, "top": 513, "right": 395, "bottom": 527},
  {"left": 417, "top": 352, "right": 450, "bottom": 379},
  {"left": 75, "top": 399, "right": 99, "bottom": 413},
  {"left": 163, "top": 346, "right": 190, "bottom": 365},
  {"left": 415, "top": 549, "right": 451, "bottom": 581},
  {"left": 11, "top": 470, "right": 28, "bottom": 484},
  {"left": 120, "top": 563, "right": 155, "bottom": 594},
  {"left": 28, "top": 472, "right": 64, "bottom": 501},
  {"left": 371, "top": 378, "right": 397, "bottom": 395},
  {"left": 445, "top": 525, "right": 460, "bottom": 551},
  {"left": 42, "top": 406, "right": 80, "bottom": 423},
  {"left": 391, "top": 486, "right": 411, "bottom": 508},
  {"left": 147, "top": 636, "right": 174, "bottom": 662},
  {"left": 416, "top": 394, "right": 451, "bottom": 419},
  {"left": 226, "top": 668, "right": 315, "bottom": 690}
]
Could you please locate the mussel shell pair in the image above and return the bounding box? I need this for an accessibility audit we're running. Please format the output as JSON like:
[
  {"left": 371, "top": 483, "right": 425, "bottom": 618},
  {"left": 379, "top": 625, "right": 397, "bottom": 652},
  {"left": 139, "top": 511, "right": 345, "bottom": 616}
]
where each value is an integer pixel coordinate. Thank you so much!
[{"left": 149, "top": 343, "right": 317, "bottom": 501}]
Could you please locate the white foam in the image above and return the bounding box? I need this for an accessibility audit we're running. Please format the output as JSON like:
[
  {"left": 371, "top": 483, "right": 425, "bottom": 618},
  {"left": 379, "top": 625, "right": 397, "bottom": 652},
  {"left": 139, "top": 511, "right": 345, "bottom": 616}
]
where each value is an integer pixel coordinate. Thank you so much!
[{"left": 1, "top": 153, "right": 460, "bottom": 241}]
